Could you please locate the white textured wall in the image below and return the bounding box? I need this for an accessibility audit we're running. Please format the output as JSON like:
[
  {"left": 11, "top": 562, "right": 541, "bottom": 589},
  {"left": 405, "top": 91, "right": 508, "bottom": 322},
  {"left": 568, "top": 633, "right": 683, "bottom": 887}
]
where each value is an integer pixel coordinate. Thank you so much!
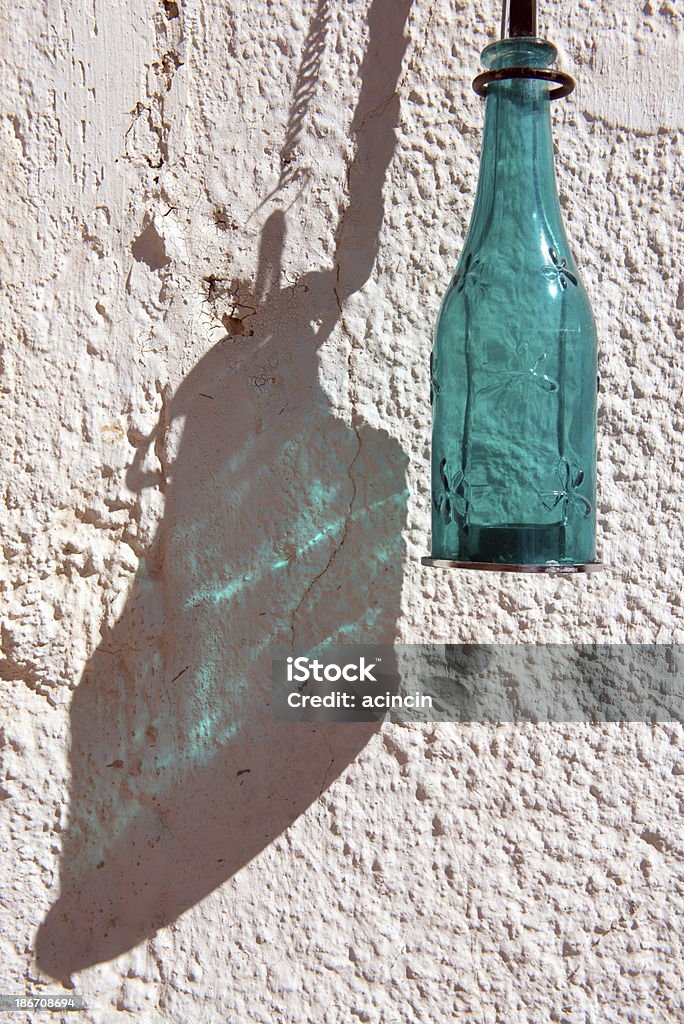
[{"left": 1, "top": 0, "right": 682, "bottom": 1020}]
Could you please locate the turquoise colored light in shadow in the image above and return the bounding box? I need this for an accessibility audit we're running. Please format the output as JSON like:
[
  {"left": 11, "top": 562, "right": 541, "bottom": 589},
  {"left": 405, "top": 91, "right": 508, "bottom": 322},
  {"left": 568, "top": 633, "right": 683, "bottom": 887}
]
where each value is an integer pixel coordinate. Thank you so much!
[{"left": 185, "top": 491, "right": 407, "bottom": 612}]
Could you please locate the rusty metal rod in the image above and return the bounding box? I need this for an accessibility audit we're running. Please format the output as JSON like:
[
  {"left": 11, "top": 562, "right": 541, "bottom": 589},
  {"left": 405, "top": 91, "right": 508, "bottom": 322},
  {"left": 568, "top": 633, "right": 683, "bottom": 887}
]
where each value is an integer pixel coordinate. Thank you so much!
[{"left": 500, "top": 0, "right": 537, "bottom": 37}]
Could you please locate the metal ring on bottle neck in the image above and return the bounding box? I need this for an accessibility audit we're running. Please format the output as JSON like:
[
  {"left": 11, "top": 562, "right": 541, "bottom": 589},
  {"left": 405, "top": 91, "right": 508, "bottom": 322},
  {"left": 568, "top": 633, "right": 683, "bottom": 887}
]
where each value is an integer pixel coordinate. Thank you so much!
[{"left": 472, "top": 66, "right": 576, "bottom": 100}]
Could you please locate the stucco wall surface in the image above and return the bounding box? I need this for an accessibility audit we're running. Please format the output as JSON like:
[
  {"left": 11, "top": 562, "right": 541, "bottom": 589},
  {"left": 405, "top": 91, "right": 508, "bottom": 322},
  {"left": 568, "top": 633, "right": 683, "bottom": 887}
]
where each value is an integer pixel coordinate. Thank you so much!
[{"left": 0, "top": 0, "right": 682, "bottom": 1021}]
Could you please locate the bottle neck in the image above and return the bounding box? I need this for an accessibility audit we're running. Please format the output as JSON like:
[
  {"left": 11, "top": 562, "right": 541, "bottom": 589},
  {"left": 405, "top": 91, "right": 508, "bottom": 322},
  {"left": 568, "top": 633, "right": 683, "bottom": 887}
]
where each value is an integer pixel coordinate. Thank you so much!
[{"left": 464, "top": 38, "right": 568, "bottom": 255}]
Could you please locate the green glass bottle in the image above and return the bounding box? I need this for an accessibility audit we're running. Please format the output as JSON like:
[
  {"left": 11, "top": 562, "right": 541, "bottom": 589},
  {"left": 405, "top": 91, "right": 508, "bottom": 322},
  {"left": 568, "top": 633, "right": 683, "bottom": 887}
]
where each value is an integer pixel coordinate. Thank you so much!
[{"left": 423, "top": 3, "right": 601, "bottom": 573}]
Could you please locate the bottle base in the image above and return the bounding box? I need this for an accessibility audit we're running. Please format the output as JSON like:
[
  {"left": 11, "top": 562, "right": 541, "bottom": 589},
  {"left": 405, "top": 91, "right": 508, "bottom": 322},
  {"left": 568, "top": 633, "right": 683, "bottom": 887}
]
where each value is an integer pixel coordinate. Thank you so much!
[
  {"left": 421, "top": 557, "right": 603, "bottom": 574},
  {"left": 428, "top": 521, "right": 598, "bottom": 570}
]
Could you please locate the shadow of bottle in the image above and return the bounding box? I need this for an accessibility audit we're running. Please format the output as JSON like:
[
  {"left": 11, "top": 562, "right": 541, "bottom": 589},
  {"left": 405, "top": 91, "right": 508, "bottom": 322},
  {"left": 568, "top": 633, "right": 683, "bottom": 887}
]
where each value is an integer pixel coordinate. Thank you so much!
[{"left": 36, "top": 0, "right": 413, "bottom": 980}]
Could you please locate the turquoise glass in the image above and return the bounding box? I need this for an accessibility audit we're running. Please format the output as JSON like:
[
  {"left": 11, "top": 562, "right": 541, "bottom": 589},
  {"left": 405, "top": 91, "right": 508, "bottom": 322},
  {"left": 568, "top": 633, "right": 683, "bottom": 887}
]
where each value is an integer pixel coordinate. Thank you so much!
[{"left": 429, "top": 39, "right": 598, "bottom": 568}]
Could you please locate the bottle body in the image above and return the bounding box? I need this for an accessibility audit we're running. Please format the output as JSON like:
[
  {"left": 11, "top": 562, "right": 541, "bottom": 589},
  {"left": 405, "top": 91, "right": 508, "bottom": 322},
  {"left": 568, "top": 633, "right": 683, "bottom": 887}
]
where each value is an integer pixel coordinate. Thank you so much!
[{"left": 430, "top": 40, "right": 597, "bottom": 567}]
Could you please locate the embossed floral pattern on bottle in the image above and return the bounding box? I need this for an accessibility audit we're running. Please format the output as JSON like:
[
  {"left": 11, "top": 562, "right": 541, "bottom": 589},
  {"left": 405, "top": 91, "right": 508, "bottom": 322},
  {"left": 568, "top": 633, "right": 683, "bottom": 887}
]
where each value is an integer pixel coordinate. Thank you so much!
[
  {"left": 543, "top": 247, "right": 578, "bottom": 291},
  {"left": 432, "top": 457, "right": 471, "bottom": 525},
  {"left": 478, "top": 340, "right": 559, "bottom": 404},
  {"left": 541, "top": 456, "right": 592, "bottom": 524},
  {"left": 455, "top": 253, "right": 486, "bottom": 297}
]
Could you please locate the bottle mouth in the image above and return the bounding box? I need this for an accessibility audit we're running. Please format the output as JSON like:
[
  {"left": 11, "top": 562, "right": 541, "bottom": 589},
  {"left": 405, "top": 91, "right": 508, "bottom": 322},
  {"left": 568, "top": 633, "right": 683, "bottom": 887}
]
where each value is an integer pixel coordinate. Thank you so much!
[{"left": 481, "top": 37, "right": 558, "bottom": 70}]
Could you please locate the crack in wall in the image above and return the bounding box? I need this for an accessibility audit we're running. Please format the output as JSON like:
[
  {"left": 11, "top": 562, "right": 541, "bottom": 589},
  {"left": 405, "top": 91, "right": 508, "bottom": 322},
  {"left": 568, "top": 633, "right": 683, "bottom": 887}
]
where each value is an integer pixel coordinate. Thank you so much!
[
  {"left": 289, "top": 426, "right": 361, "bottom": 653},
  {"left": 123, "top": 10, "right": 185, "bottom": 170},
  {"left": 397, "top": 2, "right": 435, "bottom": 94}
]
